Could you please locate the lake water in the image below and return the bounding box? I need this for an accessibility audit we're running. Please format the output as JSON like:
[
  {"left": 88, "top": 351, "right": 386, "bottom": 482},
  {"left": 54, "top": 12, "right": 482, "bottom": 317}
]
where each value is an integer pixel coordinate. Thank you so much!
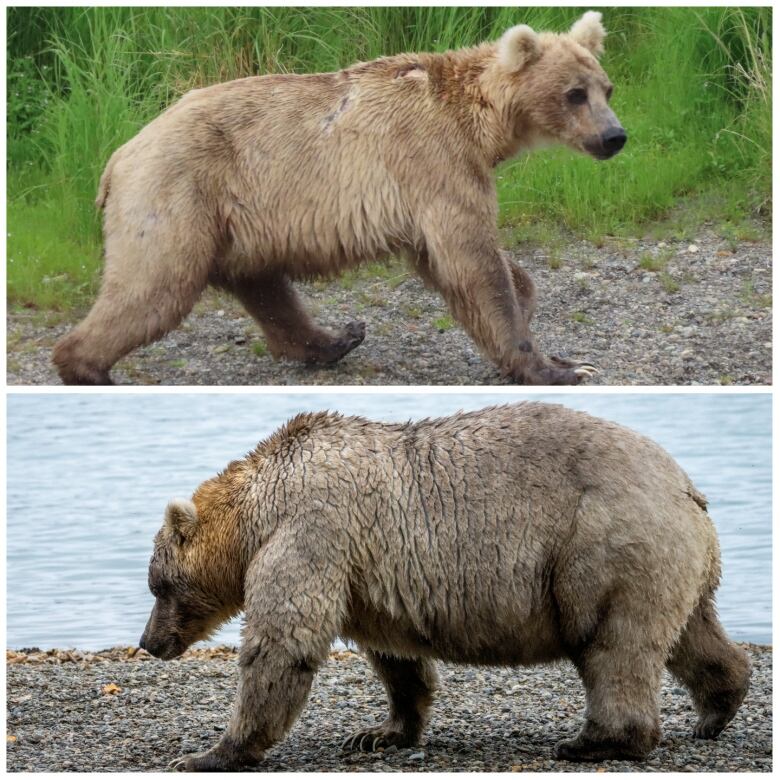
[{"left": 6, "top": 392, "right": 772, "bottom": 649}]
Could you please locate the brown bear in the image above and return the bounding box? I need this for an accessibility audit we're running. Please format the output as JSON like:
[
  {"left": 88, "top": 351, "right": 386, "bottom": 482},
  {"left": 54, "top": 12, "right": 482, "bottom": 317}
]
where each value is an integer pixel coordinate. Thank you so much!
[
  {"left": 140, "top": 402, "right": 750, "bottom": 771},
  {"left": 54, "top": 12, "right": 625, "bottom": 386}
]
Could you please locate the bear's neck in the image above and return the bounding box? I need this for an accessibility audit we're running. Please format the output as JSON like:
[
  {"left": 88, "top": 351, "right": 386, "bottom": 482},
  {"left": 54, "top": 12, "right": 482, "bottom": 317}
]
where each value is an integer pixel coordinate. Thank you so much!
[
  {"left": 229, "top": 472, "right": 285, "bottom": 572},
  {"left": 425, "top": 45, "right": 526, "bottom": 168}
]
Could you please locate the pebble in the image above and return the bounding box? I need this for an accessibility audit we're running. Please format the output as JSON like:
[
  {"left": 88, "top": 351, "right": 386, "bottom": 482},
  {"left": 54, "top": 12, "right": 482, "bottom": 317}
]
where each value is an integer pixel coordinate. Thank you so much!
[{"left": 5, "top": 645, "right": 771, "bottom": 772}]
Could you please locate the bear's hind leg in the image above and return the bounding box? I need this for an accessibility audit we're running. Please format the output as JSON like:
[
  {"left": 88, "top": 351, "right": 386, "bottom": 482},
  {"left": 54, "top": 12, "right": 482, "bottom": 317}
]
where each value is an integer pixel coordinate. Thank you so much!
[
  {"left": 54, "top": 280, "right": 207, "bottom": 385},
  {"left": 342, "top": 651, "right": 438, "bottom": 753},
  {"left": 556, "top": 615, "right": 665, "bottom": 762},
  {"left": 53, "top": 225, "right": 213, "bottom": 384},
  {"left": 666, "top": 594, "right": 751, "bottom": 740},
  {"left": 227, "top": 273, "right": 365, "bottom": 365}
]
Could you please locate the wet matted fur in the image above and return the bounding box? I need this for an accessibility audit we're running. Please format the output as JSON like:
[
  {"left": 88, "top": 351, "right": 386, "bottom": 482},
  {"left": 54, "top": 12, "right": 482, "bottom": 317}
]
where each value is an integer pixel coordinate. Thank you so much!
[{"left": 139, "top": 402, "right": 750, "bottom": 770}]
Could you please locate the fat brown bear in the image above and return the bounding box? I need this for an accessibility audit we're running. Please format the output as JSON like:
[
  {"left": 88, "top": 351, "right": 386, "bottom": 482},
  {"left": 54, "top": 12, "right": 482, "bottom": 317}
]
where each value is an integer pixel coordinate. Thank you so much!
[
  {"left": 54, "top": 12, "right": 626, "bottom": 386},
  {"left": 140, "top": 403, "right": 749, "bottom": 771}
]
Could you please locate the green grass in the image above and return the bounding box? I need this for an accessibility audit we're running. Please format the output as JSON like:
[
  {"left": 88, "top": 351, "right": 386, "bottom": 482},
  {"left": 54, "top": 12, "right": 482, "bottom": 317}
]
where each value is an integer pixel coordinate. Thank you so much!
[
  {"left": 740, "top": 278, "right": 772, "bottom": 308},
  {"left": 7, "top": 169, "right": 102, "bottom": 309},
  {"left": 570, "top": 311, "right": 595, "bottom": 325},
  {"left": 433, "top": 315, "right": 455, "bottom": 332},
  {"left": 7, "top": 6, "right": 772, "bottom": 309},
  {"left": 638, "top": 249, "right": 674, "bottom": 273},
  {"left": 659, "top": 272, "right": 681, "bottom": 294}
]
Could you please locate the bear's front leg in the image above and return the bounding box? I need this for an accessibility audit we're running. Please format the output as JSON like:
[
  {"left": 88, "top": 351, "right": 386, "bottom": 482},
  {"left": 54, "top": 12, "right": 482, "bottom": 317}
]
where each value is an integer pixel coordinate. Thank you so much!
[
  {"left": 169, "top": 537, "right": 346, "bottom": 771},
  {"left": 169, "top": 653, "right": 318, "bottom": 771},
  {"left": 419, "top": 226, "right": 594, "bottom": 385}
]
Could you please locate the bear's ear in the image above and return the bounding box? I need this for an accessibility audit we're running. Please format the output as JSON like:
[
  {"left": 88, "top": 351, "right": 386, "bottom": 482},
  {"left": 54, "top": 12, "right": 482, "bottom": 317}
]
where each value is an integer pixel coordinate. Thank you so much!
[
  {"left": 165, "top": 498, "right": 199, "bottom": 545},
  {"left": 569, "top": 11, "right": 606, "bottom": 58},
  {"left": 497, "top": 25, "right": 540, "bottom": 72}
]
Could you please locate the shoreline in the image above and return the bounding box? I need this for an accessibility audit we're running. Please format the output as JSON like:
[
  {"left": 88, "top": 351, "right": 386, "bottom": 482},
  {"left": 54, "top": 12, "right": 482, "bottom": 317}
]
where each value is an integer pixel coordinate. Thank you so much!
[
  {"left": 5, "top": 641, "right": 773, "bottom": 663},
  {"left": 7, "top": 644, "right": 771, "bottom": 772}
]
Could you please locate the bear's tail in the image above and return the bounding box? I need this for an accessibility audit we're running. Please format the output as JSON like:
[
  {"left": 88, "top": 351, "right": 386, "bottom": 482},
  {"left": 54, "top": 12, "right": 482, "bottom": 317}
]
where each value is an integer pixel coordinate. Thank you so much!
[
  {"left": 95, "top": 152, "right": 117, "bottom": 209},
  {"left": 685, "top": 481, "right": 722, "bottom": 594}
]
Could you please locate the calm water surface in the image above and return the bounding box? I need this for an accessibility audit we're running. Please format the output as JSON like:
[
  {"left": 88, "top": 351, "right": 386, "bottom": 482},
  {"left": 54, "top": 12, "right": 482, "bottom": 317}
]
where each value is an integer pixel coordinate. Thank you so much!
[{"left": 7, "top": 393, "right": 771, "bottom": 648}]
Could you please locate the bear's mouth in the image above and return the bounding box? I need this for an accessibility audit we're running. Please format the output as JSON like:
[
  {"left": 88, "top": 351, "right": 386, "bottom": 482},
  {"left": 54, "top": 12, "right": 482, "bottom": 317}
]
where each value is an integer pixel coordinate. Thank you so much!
[
  {"left": 155, "top": 642, "right": 186, "bottom": 660},
  {"left": 139, "top": 633, "right": 187, "bottom": 660}
]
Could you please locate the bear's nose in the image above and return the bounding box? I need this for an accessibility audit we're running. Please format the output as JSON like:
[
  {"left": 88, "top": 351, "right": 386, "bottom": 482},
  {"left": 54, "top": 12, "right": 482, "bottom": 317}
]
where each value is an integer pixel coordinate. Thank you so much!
[{"left": 602, "top": 127, "right": 627, "bottom": 155}]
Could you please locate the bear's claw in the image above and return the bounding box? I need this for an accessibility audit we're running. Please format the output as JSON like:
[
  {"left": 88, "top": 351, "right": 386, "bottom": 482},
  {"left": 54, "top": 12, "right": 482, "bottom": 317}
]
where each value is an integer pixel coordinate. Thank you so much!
[
  {"left": 574, "top": 364, "right": 598, "bottom": 378},
  {"left": 549, "top": 354, "right": 598, "bottom": 378},
  {"left": 693, "top": 711, "right": 735, "bottom": 740},
  {"left": 167, "top": 746, "right": 260, "bottom": 772},
  {"left": 509, "top": 354, "right": 598, "bottom": 385},
  {"left": 168, "top": 753, "right": 220, "bottom": 773},
  {"left": 554, "top": 360, "right": 598, "bottom": 384},
  {"left": 341, "top": 724, "right": 415, "bottom": 753},
  {"left": 338, "top": 320, "right": 366, "bottom": 353}
]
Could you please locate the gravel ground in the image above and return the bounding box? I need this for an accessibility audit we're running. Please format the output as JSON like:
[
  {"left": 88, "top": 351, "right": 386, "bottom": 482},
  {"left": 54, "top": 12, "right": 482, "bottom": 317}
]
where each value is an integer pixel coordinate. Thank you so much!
[
  {"left": 6, "top": 644, "right": 771, "bottom": 772},
  {"left": 7, "top": 230, "right": 771, "bottom": 386}
]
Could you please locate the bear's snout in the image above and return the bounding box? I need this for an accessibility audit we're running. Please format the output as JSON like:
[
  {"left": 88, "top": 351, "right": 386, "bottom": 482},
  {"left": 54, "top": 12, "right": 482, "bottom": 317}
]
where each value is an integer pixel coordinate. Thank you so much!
[
  {"left": 584, "top": 126, "right": 627, "bottom": 160},
  {"left": 601, "top": 127, "right": 627, "bottom": 157},
  {"left": 140, "top": 632, "right": 185, "bottom": 660},
  {"left": 139, "top": 607, "right": 187, "bottom": 660}
]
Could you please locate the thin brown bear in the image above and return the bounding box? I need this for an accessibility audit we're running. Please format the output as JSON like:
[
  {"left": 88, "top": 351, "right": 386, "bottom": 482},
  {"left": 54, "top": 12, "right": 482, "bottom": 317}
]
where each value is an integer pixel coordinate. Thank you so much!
[{"left": 54, "top": 12, "right": 626, "bottom": 385}]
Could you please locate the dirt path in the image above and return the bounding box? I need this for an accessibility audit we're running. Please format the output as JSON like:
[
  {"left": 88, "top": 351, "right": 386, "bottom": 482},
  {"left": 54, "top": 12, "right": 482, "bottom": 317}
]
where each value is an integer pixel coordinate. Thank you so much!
[
  {"left": 7, "top": 230, "right": 771, "bottom": 385},
  {"left": 6, "top": 645, "right": 772, "bottom": 772}
]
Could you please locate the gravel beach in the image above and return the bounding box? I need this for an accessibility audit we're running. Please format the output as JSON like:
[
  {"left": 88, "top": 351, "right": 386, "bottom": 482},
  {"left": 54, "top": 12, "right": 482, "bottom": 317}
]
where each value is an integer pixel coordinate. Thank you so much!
[
  {"left": 6, "top": 644, "right": 771, "bottom": 772},
  {"left": 7, "top": 229, "right": 771, "bottom": 386}
]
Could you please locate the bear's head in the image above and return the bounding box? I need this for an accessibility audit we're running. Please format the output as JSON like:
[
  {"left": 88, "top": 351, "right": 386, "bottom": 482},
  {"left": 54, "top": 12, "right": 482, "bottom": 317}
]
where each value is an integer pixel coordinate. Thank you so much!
[
  {"left": 489, "top": 11, "right": 626, "bottom": 160},
  {"left": 140, "top": 495, "right": 244, "bottom": 659}
]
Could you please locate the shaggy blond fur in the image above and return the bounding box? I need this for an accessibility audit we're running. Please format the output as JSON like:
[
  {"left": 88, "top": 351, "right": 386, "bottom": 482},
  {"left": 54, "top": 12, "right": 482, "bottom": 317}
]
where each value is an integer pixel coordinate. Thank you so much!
[
  {"left": 54, "top": 13, "right": 626, "bottom": 385},
  {"left": 139, "top": 403, "right": 750, "bottom": 771}
]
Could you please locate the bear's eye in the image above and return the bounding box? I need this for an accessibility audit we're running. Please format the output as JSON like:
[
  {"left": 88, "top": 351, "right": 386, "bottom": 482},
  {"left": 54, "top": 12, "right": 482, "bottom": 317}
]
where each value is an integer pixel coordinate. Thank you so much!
[
  {"left": 566, "top": 88, "right": 588, "bottom": 106},
  {"left": 606, "top": 85, "right": 614, "bottom": 101}
]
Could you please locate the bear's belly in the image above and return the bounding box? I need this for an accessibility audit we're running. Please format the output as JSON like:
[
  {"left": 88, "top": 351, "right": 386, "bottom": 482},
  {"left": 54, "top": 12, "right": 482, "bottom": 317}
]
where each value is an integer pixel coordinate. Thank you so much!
[{"left": 342, "top": 604, "right": 565, "bottom": 667}]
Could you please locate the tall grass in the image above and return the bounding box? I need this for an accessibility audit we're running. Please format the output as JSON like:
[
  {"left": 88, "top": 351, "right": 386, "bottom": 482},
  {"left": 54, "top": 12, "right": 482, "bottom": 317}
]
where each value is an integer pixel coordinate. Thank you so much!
[{"left": 7, "top": 7, "right": 772, "bottom": 309}]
